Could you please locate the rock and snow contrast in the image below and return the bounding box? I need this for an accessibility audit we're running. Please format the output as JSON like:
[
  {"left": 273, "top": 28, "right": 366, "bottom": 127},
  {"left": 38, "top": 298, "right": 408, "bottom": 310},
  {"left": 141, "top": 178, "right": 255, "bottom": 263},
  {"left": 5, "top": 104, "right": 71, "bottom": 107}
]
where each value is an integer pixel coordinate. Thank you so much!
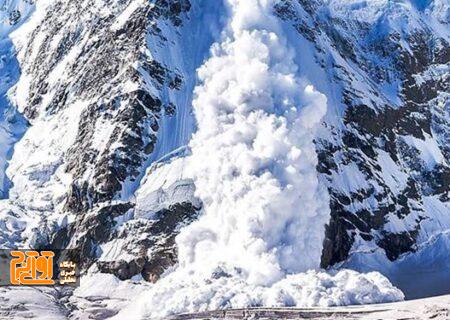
[{"left": 0, "top": 0, "right": 448, "bottom": 319}]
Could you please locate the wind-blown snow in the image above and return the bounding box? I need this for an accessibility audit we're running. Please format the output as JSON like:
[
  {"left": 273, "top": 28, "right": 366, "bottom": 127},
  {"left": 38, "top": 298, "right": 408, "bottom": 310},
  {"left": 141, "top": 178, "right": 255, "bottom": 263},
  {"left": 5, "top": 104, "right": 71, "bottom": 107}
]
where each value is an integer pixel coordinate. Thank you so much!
[
  {"left": 182, "top": 2, "right": 330, "bottom": 283},
  {"left": 111, "top": 1, "right": 404, "bottom": 318}
]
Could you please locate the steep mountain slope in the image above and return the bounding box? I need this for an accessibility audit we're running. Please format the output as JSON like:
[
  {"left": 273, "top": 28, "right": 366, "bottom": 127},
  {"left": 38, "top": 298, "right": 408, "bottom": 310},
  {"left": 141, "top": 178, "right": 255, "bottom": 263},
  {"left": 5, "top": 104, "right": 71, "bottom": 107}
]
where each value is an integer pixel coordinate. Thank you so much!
[
  {"left": 0, "top": 0, "right": 448, "bottom": 319},
  {"left": 1, "top": 0, "right": 223, "bottom": 281},
  {"left": 262, "top": 0, "right": 450, "bottom": 294},
  {"left": 0, "top": 0, "right": 31, "bottom": 200}
]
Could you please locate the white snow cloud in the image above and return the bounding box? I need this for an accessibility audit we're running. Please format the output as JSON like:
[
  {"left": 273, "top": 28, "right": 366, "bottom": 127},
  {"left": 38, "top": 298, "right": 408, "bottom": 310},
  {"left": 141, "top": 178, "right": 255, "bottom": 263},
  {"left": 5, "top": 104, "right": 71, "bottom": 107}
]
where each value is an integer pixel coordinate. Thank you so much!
[{"left": 180, "top": 0, "right": 329, "bottom": 284}]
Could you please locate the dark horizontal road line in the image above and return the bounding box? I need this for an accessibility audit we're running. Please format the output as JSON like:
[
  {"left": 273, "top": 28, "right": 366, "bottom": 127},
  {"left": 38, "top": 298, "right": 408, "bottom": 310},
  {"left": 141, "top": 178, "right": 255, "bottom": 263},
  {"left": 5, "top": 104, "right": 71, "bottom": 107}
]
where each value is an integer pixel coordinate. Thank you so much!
[{"left": 168, "top": 307, "right": 383, "bottom": 320}]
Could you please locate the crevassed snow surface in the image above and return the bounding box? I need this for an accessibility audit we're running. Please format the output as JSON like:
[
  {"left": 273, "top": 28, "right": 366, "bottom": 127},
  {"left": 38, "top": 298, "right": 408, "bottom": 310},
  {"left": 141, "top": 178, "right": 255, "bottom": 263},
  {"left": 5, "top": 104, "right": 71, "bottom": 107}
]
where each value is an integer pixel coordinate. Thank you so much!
[{"left": 110, "top": 1, "right": 404, "bottom": 318}]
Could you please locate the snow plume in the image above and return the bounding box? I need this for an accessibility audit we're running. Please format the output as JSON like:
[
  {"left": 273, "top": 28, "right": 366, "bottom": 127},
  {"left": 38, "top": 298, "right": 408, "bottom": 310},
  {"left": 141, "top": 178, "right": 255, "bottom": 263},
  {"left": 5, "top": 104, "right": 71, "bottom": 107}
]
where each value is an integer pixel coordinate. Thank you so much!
[
  {"left": 180, "top": 0, "right": 330, "bottom": 284},
  {"left": 111, "top": 0, "right": 404, "bottom": 318}
]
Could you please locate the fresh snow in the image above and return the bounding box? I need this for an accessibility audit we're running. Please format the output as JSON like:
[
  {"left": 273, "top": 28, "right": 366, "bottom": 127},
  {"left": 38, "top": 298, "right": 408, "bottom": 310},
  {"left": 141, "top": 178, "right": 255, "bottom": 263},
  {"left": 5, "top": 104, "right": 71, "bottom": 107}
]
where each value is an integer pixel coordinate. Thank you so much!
[{"left": 401, "top": 134, "right": 445, "bottom": 169}]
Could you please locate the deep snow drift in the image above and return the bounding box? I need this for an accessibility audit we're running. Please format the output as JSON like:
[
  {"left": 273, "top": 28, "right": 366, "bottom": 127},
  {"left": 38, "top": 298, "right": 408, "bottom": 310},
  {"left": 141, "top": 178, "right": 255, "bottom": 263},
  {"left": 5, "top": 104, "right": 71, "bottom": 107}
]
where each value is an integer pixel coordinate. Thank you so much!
[{"left": 107, "top": 1, "right": 404, "bottom": 318}]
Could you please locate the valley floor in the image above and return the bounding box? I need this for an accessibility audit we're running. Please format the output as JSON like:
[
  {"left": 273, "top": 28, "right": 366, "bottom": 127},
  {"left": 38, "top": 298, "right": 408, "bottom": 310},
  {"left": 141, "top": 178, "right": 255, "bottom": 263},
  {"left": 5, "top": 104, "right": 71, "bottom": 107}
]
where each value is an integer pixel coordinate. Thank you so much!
[
  {"left": 0, "top": 285, "right": 449, "bottom": 319},
  {"left": 169, "top": 294, "right": 450, "bottom": 320}
]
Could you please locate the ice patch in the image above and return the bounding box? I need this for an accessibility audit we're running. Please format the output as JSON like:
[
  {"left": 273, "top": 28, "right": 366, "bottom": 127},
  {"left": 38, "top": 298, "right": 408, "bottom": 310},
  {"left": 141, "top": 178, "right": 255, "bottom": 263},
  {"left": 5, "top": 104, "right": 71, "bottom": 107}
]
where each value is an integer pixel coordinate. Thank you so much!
[
  {"left": 110, "top": 0, "right": 146, "bottom": 32},
  {"left": 135, "top": 157, "right": 197, "bottom": 217},
  {"left": 401, "top": 134, "right": 445, "bottom": 169}
]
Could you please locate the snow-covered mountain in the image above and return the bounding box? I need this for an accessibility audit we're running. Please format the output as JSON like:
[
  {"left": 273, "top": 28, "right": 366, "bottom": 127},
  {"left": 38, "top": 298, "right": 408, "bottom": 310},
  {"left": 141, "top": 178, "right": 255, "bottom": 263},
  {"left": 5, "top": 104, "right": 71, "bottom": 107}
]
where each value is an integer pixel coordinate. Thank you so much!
[{"left": 0, "top": 0, "right": 448, "bottom": 319}]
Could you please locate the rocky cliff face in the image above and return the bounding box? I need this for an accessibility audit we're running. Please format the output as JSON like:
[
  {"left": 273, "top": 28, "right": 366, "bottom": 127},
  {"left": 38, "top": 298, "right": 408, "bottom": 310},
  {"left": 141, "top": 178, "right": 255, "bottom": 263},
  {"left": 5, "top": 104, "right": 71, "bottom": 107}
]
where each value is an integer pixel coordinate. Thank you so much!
[
  {"left": 0, "top": 0, "right": 449, "bottom": 318},
  {"left": 271, "top": 0, "right": 450, "bottom": 268},
  {"left": 0, "top": 0, "right": 219, "bottom": 283}
]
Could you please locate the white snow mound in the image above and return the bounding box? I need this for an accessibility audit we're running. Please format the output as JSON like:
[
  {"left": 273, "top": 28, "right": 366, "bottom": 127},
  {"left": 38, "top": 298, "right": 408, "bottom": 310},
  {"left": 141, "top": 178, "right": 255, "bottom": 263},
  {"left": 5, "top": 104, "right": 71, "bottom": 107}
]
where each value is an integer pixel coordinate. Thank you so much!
[{"left": 112, "top": 269, "right": 404, "bottom": 319}]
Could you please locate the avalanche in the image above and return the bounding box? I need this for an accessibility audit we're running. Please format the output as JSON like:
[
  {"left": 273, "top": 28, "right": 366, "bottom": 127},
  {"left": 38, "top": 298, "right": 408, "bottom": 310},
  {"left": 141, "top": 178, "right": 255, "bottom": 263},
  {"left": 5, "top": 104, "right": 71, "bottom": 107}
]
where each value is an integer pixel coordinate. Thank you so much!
[{"left": 111, "top": 0, "right": 404, "bottom": 318}]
